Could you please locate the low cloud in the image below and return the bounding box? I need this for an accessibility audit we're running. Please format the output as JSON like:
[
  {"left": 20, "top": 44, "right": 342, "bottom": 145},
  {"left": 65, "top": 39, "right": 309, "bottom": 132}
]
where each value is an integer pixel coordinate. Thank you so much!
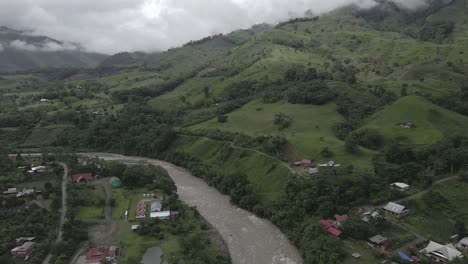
[
  {"left": 0, "top": 0, "right": 431, "bottom": 54},
  {"left": 0, "top": 43, "right": 3, "bottom": 52},
  {"left": 9, "top": 40, "right": 76, "bottom": 52}
]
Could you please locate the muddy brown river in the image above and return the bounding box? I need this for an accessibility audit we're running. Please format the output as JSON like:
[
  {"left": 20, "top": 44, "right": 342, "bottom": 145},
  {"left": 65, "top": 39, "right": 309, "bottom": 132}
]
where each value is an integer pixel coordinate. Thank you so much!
[{"left": 83, "top": 153, "right": 303, "bottom": 264}]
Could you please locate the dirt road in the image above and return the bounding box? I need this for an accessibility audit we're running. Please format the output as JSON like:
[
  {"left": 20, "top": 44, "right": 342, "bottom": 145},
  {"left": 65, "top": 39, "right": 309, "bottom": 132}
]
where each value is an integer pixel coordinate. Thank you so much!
[
  {"left": 82, "top": 152, "right": 303, "bottom": 264},
  {"left": 42, "top": 162, "right": 68, "bottom": 264}
]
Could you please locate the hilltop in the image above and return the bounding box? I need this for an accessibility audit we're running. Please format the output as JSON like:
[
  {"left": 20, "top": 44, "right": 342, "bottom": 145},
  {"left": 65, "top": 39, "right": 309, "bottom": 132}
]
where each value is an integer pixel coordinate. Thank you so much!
[{"left": 0, "top": 26, "right": 107, "bottom": 72}]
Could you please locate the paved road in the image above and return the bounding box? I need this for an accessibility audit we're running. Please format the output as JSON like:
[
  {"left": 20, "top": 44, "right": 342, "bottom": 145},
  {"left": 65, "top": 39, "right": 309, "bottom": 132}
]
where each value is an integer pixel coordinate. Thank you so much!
[
  {"left": 82, "top": 152, "right": 303, "bottom": 264},
  {"left": 42, "top": 162, "right": 68, "bottom": 264}
]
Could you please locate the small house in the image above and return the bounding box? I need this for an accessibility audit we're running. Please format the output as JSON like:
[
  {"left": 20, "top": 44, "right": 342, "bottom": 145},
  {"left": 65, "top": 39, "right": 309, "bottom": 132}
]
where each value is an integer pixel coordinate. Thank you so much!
[
  {"left": 15, "top": 237, "right": 35, "bottom": 245},
  {"left": 383, "top": 202, "right": 409, "bottom": 217},
  {"left": 420, "top": 241, "right": 463, "bottom": 263},
  {"left": 72, "top": 173, "right": 95, "bottom": 183},
  {"left": 16, "top": 189, "right": 35, "bottom": 198},
  {"left": 400, "top": 122, "right": 415, "bottom": 129},
  {"left": 456, "top": 237, "right": 468, "bottom": 251},
  {"left": 11, "top": 241, "right": 35, "bottom": 258},
  {"left": 306, "top": 167, "right": 319, "bottom": 175},
  {"left": 131, "top": 225, "right": 140, "bottom": 231},
  {"left": 319, "top": 219, "right": 342, "bottom": 237},
  {"left": 150, "top": 211, "right": 171, "bottom": 220},
  {"left": 86, "top": 246, "right": 119, "bottom": 264},
  {"left": 136, "top": 201, "right": 147, "bottom": 219},
  {"left": 368, "top": 235, "right": 393, "bottom": 250},
  {"left": 361, "top": 210, "right": 383, "bottom": 223},
  {"left": 3, "top": 188, "right": 18, "bottom": 195},
  {"left": 150, "top": 199, "right": 162, "bottom": 212},
  {"left": 390, "top": 182, "right": 410, "bottom": 191},
  {"left": 7, "top": 155, "right": 17, "bottom": 162}
]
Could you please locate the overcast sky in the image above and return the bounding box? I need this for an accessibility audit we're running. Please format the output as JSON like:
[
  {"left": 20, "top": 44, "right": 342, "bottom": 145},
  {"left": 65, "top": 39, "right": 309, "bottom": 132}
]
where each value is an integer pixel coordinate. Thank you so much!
[{"left": 0, "top": 0, "right": 426, "bottom": 54}]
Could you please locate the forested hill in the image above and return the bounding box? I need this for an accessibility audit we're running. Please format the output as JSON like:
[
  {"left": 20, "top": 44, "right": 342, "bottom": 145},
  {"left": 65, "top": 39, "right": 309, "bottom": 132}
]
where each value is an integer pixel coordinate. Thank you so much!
[
  {"left": 2, "top": 0, "right": 468, "bottom": 263},
  {"left": 0, "top": 26, "right": 107, "bottom": 72}
]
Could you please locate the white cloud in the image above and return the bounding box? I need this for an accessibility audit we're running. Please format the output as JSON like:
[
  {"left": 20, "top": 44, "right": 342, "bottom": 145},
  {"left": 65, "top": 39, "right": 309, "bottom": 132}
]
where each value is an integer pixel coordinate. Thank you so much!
[
  {"left": 0, "top": 0, "right": 429, "bottom": 54},
  {"left": 9, "top": 39, "right": 75, "bottom": 52},
  {"left": 0, "top": 43, "right": 3, "bottom": 52}
]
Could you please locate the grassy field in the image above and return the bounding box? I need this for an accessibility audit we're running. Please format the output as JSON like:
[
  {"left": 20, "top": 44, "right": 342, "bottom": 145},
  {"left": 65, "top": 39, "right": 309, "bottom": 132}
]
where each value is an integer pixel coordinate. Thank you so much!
[
  {"left": 21, "top": 124, "right": 71, "bottom": 148},
  {"left": 73, "top": 183, "right": 106, "bottom": 219},
  {"left": 190, "top": 100, "right": 375, "bottom": 168},
  {"left": 360, "top": 95, "right": 468, "bottom": 145},
  {"left": 400, "top": 180, "right": 468, "bottom": 242},
  {"left": 168, "top": 134, "right": 293, "bottom": 204}
]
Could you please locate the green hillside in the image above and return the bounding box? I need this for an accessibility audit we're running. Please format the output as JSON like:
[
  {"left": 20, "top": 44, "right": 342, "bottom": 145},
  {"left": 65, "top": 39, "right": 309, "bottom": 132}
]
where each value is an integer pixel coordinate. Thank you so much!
[
  {"left": 190, "top": 100, "right": 375, "bottom": 168},
  {"left": 360, "top": 95, "right": 468, "bottom": 145}
]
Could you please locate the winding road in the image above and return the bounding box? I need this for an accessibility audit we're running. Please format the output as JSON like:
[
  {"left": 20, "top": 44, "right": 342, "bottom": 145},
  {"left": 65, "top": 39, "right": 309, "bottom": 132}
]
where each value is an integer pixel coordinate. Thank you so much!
[
  {"left": 81, "top": 152, "right": 303, "bottom": 264},
  {"left": 42, "top": 162, "right": 68, "bottom": 264}
]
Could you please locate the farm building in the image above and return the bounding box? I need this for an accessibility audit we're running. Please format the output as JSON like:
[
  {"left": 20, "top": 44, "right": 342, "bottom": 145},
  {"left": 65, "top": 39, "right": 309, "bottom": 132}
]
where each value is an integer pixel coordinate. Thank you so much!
[
  {"left": 420, "top": 241, "right": 463, "bottom": 263},
  {"left": 368, "top": 235, "right": 393, "bottom": 250},
  {"left": 11, "top": 241, "right": 35, "bottom": 258},
  {"left": 86, "top": 246, "right": 120, "bottom": 264},
  {"left": 150, "top": 211, "right": 171, "bottom": 220},
  {"left": 72, "top": 173, "right": 95, "bottom": 183},
  {"left": 383, "top": 202, "right": 409, "bottom": 217},
  {"left": 390, "top": 182, "right": 410, "bottom": 191}
]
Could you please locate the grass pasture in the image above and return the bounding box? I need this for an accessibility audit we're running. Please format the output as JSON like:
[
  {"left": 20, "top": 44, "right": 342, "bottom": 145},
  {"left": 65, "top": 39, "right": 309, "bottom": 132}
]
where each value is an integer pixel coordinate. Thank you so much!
[
  {"left": 360, "top": 95, "right": 468, "bottom": 145},
  {"left": 400, "top": 180, "right": 468, "bottom": 242},
  {"left": 190, "top": 100, "right": 375, "bottom": 168},
  {"left": 21, "top": 124, "right": 70, "bottom": 148}
]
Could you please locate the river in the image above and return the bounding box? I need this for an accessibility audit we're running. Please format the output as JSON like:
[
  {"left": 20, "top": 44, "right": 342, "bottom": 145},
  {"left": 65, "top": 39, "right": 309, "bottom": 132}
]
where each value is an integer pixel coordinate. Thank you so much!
[{"left": 82, "top": 153, "right": 303, "bottom": 264}]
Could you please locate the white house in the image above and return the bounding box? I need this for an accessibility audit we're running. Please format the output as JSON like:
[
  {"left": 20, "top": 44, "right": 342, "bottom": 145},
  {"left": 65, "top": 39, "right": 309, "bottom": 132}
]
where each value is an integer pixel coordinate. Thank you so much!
[
  {"left": 383, "top": 202, "right": 409, "bottom": 217},
  {"left": 391, "top": 182, "right": 410, "bottom": 191},
  {"left": 456, "top": 237, "right": 468, "bottom": 251},
  {"left": 420, "top": 241, "right": 463, "bottom": 263},
  {"left": 150, "top": 211, "right": 171, "bottom": 220}
]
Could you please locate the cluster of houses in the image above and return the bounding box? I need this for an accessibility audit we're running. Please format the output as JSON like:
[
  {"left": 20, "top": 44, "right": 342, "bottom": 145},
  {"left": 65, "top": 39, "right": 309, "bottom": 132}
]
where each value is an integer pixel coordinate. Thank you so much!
[
  {"left": 293, "top": 159, "right": 341, "bottom": 175},
  {"left": 1, "top": 187, "right": 36, "bottom": 198},
  {"left": 134, "top": 194, "right": 178, "bottom": 222},
  {"left": 85, "top": 245, "right": 120, "bottom": 264},
  {"left": 10, "top": 237, "right": 36, "bottom": 259}
]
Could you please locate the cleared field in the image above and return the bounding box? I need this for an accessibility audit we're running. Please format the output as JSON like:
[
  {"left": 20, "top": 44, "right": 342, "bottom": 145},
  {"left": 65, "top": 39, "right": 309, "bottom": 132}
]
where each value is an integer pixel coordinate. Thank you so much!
[
  {"left": 400, "top": 180, "right": 468, "bottom": 242},
  {"left": 168, "top": 135, "right": 293, "bottom": 204},
  {"left": 360, "top": 95, "right": 468, "bottom": 145},
  {"left": 21, "top": 124, "right": 70, "bottom": 148},
  {"left": 190, "top": 100, "right": 375, "bottom": 168}
]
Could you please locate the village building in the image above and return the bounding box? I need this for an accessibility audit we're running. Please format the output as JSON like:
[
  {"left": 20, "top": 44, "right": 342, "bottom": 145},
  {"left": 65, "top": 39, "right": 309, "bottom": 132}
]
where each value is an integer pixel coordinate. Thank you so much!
[
  {"left": 150, "top": 199, "right": 162, "bottom": 212},
  {"left": 319, "top": 219, "right": 342, "bottom": 237},
  {"left": 400, "top": 122, "right": 416, "bottom": 129},
  {"left": 420, "top": 241, "right": 463, "bottom": 263},
  {"left": 150, "top": 211, "right": 171, "bottom": 220},
  {"left": 361, "top": 210, "right": 383, "bottom": 223},
  {"left": 456, "top": 237, "right": 468, "bottom": 251},
  {"left": 390, "top": 182, "right": 410, "bottom": 191},
  {"left": 136, "top": 201, "right": 147, "bottom": 219},
  {"left": 15, "top": 237, "right": 35, "bottom": 245},
  {"left": 3, "top": 188, "right": 18, "bottom": 195},
  {"left": 318, "top": 160, "right": 341, "bottom": 168},
  {"left": 306, "top": 167, "right": 319, "bottom": 175},
  {"left": 11, "top": 241, "right": 36, "bottom": 258},
  {"left": 293, "top": 159, "right": 313, "bottom": 166},
  {"left": 86, "top": 246, "right": 120, "bottom": 264},
  {"left": 131, "top": 225, "right": 140, "bottom": 231},
  {"left": 368, "top": 235, "right": 393, "bottom": 250},
  {"left": 28, "top": 165, "right": 46, "bottom": 174},
  {"left": 16, "top": 189, "right": 35, "bottom": 198},
  {"left": 383, "top": 202, "right": 409, "bottom": 217},
  {"left": 7, "top": 155, "right": 17, "bottom": 162},
  {"left": 72, "top": 173, "right": 95, "bottom": 183}
]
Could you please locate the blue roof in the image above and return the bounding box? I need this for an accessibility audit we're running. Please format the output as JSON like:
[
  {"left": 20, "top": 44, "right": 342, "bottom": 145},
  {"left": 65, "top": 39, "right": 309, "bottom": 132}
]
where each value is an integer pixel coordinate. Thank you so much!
[{"left": 398, "top": 251, "right": 412, "bottom": 261}]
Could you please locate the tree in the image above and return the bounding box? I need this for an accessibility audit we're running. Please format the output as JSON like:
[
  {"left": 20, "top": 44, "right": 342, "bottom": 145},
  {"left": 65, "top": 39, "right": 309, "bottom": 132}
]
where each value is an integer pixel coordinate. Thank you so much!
[
  {"left": 273, "top": 113, "right": 291, "bottom": 130},
  {"left": 320, "top": 147, "right": 334, "bottom": 158},
  {"left": 217, "top": 115, "right": 228, "bottom": 123},
  {"left": 345, "top": 134, "right": 359, "bottom": 154}
]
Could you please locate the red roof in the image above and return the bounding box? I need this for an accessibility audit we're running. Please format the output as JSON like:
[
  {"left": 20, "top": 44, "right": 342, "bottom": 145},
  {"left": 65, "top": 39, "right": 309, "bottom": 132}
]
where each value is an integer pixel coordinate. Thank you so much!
[
  {"left": 327, "top": 227, "right": 342, "bottom": 237},
  {"left": 72, "top": 173, "right": 94, "bottom": 182},
  {"left": 335, "top": 214, "right": 348, "bottom": 222},
  {"left": 7, "top": 155, "right": 17, "bottom": 162},
  {"left": 301, "top": 159, "right": 312, "bottom": 164},
  {"left": 86, "top": 247, "right": 111, "bottom": 262},
  {"left": 319, "top": 219, "right": 334, "bottom": 228}
]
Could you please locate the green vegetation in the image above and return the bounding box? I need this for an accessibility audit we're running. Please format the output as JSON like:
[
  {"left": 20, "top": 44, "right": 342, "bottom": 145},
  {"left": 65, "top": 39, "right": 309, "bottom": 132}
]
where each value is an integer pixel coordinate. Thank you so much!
[
  {"left": 361, "top": 95, "right": 468, "bottom": 145},
  {"left": 401, "top": 180, "right": 468, "bottom": 241}
]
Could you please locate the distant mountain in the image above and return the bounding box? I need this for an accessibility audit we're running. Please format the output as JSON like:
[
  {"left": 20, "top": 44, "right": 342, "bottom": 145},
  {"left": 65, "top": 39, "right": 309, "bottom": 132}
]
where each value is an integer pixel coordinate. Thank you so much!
[
  {"left": 99, "top": 51, "right": 148, "bottom": 68},
  {"left": 0, "top": 26, "right": 107, "bottom": 72}
]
